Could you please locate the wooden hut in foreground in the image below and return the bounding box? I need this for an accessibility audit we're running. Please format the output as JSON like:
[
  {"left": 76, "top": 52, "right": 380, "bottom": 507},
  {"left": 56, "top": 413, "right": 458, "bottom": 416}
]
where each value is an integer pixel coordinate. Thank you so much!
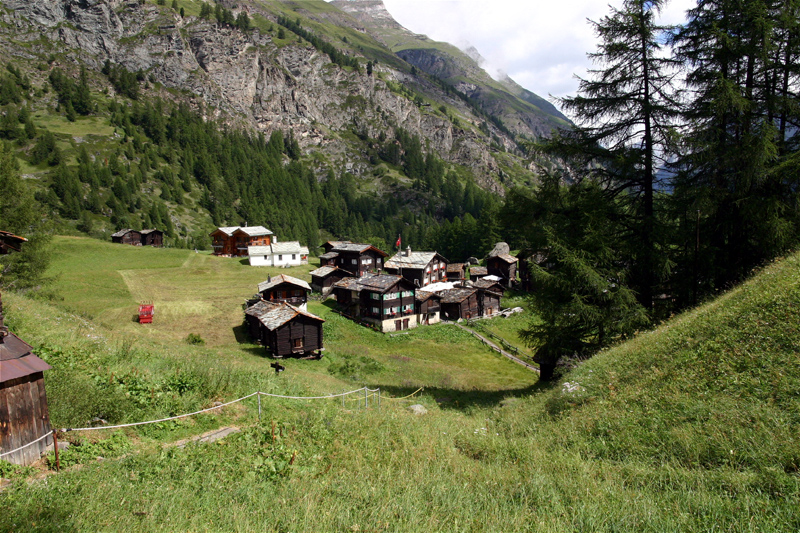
[
  {"left": 244, "top": 300, "right": 324, "bottom": 358},
  {"left": 0, "top": 293, "right": 53, "bottom": 465}
]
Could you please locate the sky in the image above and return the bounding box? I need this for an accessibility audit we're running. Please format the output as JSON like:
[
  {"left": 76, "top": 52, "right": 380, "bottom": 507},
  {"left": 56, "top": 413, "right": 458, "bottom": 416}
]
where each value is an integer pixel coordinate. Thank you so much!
[{"left": 381, "top": 0, "right": 696, "bottom": 109}]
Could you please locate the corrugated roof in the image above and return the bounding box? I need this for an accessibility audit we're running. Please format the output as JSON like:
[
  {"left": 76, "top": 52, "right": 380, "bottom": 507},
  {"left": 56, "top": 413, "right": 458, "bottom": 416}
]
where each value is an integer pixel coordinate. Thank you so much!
[
  {"left": 234, "top": 226, "right": 273, "bottom": 237},
  {"left": 257, "top": 274, "right": 311, "bottom": 293},
  {"left": 440, "top": 288, "right": 477, "bottom": 304},
  {"left": 245, "top": 301, "right": 324, "bottom": 331},
  {"left": 385, "top": 250, "right": 442, "bottom": 269},
  {"left": 111, "top": 228, "right": 137, "bottom": 238}
]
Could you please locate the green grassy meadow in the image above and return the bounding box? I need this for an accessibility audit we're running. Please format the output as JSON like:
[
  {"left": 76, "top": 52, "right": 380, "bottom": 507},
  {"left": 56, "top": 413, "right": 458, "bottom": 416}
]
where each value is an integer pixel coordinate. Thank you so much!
[{"left": 1, "top": 237, "right": 798, "bottom": 531}]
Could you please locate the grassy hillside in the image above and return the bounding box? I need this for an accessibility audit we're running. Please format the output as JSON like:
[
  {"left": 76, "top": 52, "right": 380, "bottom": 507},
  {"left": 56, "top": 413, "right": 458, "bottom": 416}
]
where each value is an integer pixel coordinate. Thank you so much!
[{"left": 1, "top": 241, "right": 798, "bottom": 531}]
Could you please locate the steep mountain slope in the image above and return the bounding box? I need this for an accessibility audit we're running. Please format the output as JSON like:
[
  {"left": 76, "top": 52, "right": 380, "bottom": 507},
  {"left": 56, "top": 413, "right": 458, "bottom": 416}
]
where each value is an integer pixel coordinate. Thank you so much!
[
  {"left": 332, "top": 0, "right": 570, "bottom": 138},
  {"left": 1, "top": 0, "right": 564, "bottom": 191}
]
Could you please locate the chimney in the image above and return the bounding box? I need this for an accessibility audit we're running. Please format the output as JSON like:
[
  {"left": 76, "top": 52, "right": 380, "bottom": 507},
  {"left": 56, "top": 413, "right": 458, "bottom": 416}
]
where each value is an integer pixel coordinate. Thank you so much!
[{"left": 405, "top": 245, "right": 411, "bottom": 257}]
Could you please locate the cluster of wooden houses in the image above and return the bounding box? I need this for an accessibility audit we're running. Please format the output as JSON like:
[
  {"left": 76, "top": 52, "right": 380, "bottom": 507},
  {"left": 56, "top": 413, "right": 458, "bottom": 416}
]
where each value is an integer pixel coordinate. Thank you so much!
[{"left": 210, "top": 225, "right": 309, "bottom": 267}]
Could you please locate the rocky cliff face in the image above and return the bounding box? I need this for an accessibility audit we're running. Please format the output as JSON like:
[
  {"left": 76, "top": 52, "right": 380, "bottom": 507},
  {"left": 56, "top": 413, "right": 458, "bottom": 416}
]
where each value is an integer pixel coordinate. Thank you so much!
[{"left": 0, "top": 0, "right": 553, "bottom": 193}]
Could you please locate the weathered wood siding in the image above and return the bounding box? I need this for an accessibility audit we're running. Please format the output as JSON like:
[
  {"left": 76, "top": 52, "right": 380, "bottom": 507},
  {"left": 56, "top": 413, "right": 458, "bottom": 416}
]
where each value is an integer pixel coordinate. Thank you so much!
[
  {"left": 0, "top": 373, "right": 52, "bottom": 465},
  {"left": 271, "top": 317, "right": 322, "bottom": 357}
]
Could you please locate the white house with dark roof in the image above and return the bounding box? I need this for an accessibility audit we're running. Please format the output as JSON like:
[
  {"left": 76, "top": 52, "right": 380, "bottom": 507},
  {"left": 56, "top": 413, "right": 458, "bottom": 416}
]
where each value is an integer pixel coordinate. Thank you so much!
[{"left": 248, "top": 241, "right": 309, "bottom": 267}]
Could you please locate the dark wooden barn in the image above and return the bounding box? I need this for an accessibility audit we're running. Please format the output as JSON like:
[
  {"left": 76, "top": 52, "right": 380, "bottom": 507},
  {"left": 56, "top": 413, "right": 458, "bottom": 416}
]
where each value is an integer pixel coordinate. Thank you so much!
[
  {"left": 446, "top": 263, "right": 467, "bottom": 283},
  {"left": 468, "top": 266, "right": 488, "bottom": 281},
  {"left": 440, "top": 288, "right": 481, "bottom": 321},
  {"left": 486, "top": 254, "right": 519, "bottom": 287},
  {"left": 0, "top": 231, "right": 27, "bottom": 255},
  {"left": 140, "top": 229, "right": 163, "bottom": 246},
  {"left": 257, "top": 274, "right": 312, "bottom": 310},
  {"left": 0, "top": 293, "right": 53, "bottom": 466},
  {"left": 309, "top": 266, "right": 354, "bottom": 293},
  {"left": 244, "top": 301, "right": 324, "bottom": 358},
  {"left": 415, "top": 290, "right": 442, "bottom": 325},
  {"left": 318, "top": 243, "right": 388, "bottom": 276},
  {"left": 111, "top": 228, "right": 142, "bottom": 245}
]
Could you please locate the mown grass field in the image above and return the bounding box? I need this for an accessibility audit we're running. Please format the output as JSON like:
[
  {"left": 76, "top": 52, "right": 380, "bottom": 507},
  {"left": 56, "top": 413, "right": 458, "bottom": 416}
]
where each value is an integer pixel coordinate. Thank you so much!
[{"left": 1, "top": 237, "right": 798, "bottom": 531}]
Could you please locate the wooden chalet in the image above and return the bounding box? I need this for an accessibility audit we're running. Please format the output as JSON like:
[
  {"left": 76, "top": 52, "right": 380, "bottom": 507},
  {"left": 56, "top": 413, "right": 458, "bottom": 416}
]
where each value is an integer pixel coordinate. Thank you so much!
[
  {"left": 332, "top": 273, "right": 418, "bottom": 332},
  {"left": 309, "top": 266, "right": 354, "bottom": 294},
  {"left": 384, "top": 247, "right": 449, "bottom": 288},
  {"left": 445, "top": 263, "right": 467, "bottom": 283},
  {"left": 415, "top": 290, "right": 442, "bottom": 325},
  {"left": 468, "top": 266, "right": 488, "bottom": 281},
  {"left": 320, "top": 243, "right": 388, "bottom": 276},
  {"left": 487, "top": 253, "right": 519, "bottom": 288},
  {"left": 440, "top": 287, "right": 481, "bottom": 321},
  {"left": 0, "top": 231, "right": 27, "bottom": 255},
  {"left": 111, "top": 228, "right": 141, "bottom": 245},
  {"left": 257, "top": 274, "right": 312, "bottom": 311},
  {"left": 211, "top": 225, "right": 273, "bottom": 256},
  {"left": 0, "top": 293, "right": 53, "bottom": 465},
  {"left": 244, "top": 301, "right": 324, "bottom": 358}
]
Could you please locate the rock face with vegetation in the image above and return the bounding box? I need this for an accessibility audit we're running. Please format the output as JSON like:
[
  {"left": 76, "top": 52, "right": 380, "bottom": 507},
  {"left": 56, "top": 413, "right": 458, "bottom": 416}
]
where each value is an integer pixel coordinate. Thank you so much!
[{"left": 1, "top": 0, "right": 566, "bottom": 191}]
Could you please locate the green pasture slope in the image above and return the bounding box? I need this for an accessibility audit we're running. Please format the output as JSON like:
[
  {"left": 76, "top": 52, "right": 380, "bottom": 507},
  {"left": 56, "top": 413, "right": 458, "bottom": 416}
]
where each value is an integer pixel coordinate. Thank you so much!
[{"left": 1, "top": 238, "right": 798, "bottom": 531}]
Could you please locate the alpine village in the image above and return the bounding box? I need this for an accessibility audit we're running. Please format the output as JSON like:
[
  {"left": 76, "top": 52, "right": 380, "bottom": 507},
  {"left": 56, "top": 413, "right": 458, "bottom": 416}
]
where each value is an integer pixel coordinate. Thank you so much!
[{"left": 0, "top": 0, "right": 798, "bottom": 530}]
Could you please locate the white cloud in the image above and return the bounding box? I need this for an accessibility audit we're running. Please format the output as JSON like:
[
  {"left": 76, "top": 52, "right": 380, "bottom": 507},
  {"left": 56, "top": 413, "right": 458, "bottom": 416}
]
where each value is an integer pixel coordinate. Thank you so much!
[{"left": 381, "top": 0, "right": 696, "bottom": 113}]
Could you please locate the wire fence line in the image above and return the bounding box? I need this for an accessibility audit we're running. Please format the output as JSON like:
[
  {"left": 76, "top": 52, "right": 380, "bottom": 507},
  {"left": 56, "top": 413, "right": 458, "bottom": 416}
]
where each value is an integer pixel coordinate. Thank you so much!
[{"left": 1, "top": 386, "right": 403, "bottom": 461}]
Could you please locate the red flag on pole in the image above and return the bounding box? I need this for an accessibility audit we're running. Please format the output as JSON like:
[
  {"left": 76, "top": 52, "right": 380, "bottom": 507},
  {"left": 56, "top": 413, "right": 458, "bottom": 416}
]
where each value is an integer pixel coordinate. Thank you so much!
[{"left": 395, "top": 235, "right": 401, "bottom": 248}]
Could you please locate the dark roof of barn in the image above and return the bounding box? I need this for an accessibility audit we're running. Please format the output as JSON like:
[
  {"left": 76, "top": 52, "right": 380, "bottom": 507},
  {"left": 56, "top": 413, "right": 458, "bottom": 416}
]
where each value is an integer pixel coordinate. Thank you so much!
[
  {"left": 310, "top": 266, "right": 345, "bottom": 278},
  {"left": 111, "top": 228, "right": 138, "bottom": 238},
  {"left": 245, "top": 301, "right": 323, "bottom": 331},
  {"left": 257, "top": 274, "right": 311, "bottom": 293},
  {"left": 440, "top": 288, "right": 478, "bottom": 304},
  {"left": 0, "top": 333, "right": 51, "bottom": 382},
  {"left": 415, "top": 290, "right": 441, "bottom": 303},
  {"left": 332, "top": 273, "right": 408, "bottom": 293},
  {"left": 140, "top": 228, "right": 162, "bottom": 235},
  {"left": 490, "top": 254, "right": 519, "bottom": 264},
  {"left": 331, "top": 243, "right": 388, "bottom": 256},
  {"left": 470, "top": 266, "right": 488, "bottom": 276},
  {"left": 472, "top": 279, "right": 505, "bottom": 292},
  {"left": 319, "top": 252, "right": 339, "bottom": 260},
  {"left": 446, "top": 263, "right": 466, "bottom": 273}
]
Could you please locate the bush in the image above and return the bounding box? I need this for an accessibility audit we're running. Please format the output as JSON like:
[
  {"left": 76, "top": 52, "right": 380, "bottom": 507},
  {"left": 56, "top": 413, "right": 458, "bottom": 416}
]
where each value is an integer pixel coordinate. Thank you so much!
[{"left": 185, "top": 333, "right": 205, "bottom": 345}]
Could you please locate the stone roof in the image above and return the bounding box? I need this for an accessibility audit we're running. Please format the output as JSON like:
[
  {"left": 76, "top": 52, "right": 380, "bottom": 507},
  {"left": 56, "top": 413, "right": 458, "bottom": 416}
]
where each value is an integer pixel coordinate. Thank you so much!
[
  {"left": 111, "top": 228, "right": 137, "bottom": 238},
  {"left": 139, "top": 228, "right": 161, "bottom": 235},
  {"left": 331, "top": 243, "right": 387, "bottom": 256},
  {"left": 233, "top": 226, "right": 273, "bottom": 237},
  {"left": 245, "top": 301, "right": 323, "bottom": 331},
  {"left": 490, "top": 253, "right": 519, "bottom": 264},
  {"left": 470, "top": 266, "right": 488, "bottom": 276},
  {"left": 310, "top": 266, "right": 345, "bottom": 278},
  {"left": 415, "top": 290, "right": 441, "bottom": 302},
  {"left": 271, "top": 241, "right": 309, "bottom": 255},
  {"left": 332, "top": 272, "right": 407, "bottom": 293},
  {"left": 319, "top": 251, "right": 339, "bottom": 260},
  {"left": 440, "top": 288, "right": 478, "bottom": 304},
  {"left": 213, "top": 226, "right": 240, "bottom": 236},
  {"left": 446, "top": 263, "right": 466, "bottom": 273},
  {"left": 257, "top": 274, "right": 311, "bottom": 293},
  {"left": 385, "top": 250, "right": 444, "bottom": 269},
  {"left": 472, "top": 279, "right": 505, "bottom": 292}
]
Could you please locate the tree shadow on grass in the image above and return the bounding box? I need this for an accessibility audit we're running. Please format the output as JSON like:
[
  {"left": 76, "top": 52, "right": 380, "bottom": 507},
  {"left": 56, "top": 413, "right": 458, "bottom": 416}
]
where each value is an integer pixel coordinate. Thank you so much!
[{"left": 373, "top": 381, "right": 557, "bottom": 411}]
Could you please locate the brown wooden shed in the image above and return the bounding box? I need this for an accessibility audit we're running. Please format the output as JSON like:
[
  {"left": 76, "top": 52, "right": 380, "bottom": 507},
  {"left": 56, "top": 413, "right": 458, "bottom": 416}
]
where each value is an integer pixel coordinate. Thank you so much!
[
  {"left": 0, "top": 294, "right": 53, "bottom": 466},
  {"left": 244, "top": 301, "right": 324, "bottom": 358},
  {"left": 111, "top": 228, "right": 142, "bottom": 245},
  {"left": 140, "top": 229, "right": 163, "bottom": 246}
]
